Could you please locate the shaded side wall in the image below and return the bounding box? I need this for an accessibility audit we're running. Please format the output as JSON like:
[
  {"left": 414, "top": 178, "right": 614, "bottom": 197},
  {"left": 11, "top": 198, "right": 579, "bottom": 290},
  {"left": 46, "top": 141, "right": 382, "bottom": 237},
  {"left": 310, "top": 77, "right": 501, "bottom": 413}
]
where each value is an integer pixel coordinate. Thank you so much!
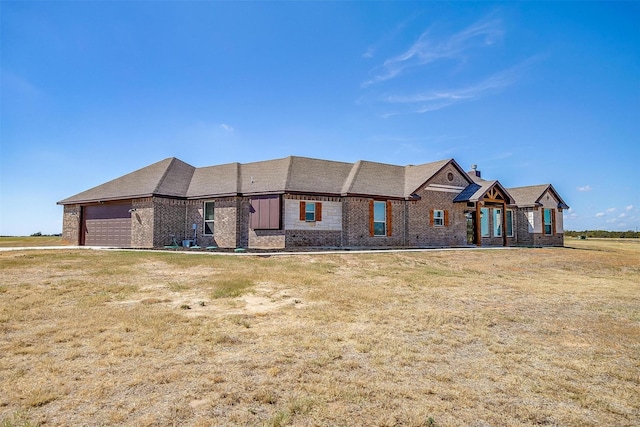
[
  {"left": 131, "top": 198, "right": 154, "bottom": 248},
  {"left": 62, "top": 204, "right": 81, "bottom": 245}
]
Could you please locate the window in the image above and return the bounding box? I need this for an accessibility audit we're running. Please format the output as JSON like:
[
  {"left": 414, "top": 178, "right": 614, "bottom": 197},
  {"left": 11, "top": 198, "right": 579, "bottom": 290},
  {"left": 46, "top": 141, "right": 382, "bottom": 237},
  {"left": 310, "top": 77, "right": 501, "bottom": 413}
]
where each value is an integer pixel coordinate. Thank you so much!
[
  {"left": 480, "top": 207, "right": 489, "bottom": 237},
  {"left": 305, "top": 203, "right": 315, "bottom": 221},
  {"left": 369, "top": 200, "right": 392, "bottom": 237},
  {"left": 494, "top": 208, "right": 502, "bottom": 237},
  {"left": 250, "top": 195, "right": 281, "bottom": 230},
  {"left": 373, "top": 201, "right": 386, "bottom": 236},
  {"left": 204, "top": 201, "right": 214, "bottom": 235},
  {"left": 433, "top": 210, "right": 444, "bottom": 226},
  {"left": 506, "top": 210, "right": 514, "bottom": 237},
  {"left": 299, "top": 201, "right": 322, "bottom": 222},
  {"left": 430, "top": 209, "right": 449, "bottom": 227},
  {"left": 544, "top": 209, "right": 553, "bottom": 235}
]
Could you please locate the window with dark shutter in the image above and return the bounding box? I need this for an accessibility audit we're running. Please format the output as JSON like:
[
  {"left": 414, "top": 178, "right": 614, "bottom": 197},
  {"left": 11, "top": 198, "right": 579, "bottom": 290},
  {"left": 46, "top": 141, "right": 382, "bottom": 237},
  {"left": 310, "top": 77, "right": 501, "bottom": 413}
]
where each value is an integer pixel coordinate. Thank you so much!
[{"left": 300, "top": 201, "right": 322, "bottom": 222}]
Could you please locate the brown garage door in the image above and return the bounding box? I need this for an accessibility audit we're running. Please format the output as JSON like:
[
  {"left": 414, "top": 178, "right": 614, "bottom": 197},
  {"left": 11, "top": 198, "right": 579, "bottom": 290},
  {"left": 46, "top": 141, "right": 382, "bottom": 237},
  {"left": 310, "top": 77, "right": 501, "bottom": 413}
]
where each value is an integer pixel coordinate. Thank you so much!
[{"left": 83, "top": 203, "right": 132, "bottom": 247}]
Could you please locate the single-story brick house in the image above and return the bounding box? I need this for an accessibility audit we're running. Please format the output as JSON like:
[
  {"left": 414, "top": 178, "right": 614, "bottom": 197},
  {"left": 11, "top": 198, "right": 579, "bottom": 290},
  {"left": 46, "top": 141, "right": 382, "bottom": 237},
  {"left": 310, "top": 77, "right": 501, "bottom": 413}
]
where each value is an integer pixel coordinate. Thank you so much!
[{"left": 58, "top": 156, "right": 569, "bottom": 249}]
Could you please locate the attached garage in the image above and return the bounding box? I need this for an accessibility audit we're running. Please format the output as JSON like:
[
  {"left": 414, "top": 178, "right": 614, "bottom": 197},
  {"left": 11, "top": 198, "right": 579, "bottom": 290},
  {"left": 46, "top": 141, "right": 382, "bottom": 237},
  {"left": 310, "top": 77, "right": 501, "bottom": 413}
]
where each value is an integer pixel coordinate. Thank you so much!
[{"left": 82, "top": 203, "right": 132, "bottom": 247}]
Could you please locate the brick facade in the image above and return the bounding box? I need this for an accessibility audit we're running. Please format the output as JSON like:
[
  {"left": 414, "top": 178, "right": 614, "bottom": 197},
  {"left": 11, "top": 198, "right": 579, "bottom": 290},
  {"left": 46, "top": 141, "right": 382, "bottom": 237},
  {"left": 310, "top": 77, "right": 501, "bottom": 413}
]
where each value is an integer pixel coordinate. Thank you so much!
[
  {"left": 131, "top": 198, "right": 154, "bottom": 248},
  {"left": 62, "top": 204, "right": 81, "bottom": 245},
  {"left": 60, "top": 158, "right": 565, "bottom": 249},
  {"left": 150, "top": 197, "right": 187, "bottom": 247}
]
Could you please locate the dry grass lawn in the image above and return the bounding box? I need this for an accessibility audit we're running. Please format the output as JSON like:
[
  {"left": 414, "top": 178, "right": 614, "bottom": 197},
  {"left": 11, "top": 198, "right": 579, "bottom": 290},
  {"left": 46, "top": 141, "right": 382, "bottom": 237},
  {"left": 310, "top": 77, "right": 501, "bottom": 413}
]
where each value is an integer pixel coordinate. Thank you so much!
[
  {"left": 1, "top": 239, "right": 638, "bottom": 426},
  {"left": 0, "top": 236, "right": 65, "bottom": 248}
]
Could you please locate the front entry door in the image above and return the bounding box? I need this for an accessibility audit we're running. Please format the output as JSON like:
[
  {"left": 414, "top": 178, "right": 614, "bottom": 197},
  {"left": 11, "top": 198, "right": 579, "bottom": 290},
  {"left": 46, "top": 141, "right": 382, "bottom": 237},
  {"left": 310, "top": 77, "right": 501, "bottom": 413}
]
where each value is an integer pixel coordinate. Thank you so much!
[{"left": 466, "top": 212, "right": 476, "bottom": 244}]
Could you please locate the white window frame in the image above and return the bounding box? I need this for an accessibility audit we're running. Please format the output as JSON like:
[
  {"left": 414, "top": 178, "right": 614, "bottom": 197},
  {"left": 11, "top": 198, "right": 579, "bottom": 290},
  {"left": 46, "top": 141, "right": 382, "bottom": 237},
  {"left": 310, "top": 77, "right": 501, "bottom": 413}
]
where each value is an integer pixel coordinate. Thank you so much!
[
  {"left": 494, "top": 208, "right": 502, "bottom": 237},
  {"left": 305, "top": 202, "right": 316, "bottom": 222},
  {"left": 433, "top": 209, "right": 444, "bottom": 227},
  {"left": 544, "top": 209, "right": 553, "bottom": 235},
  {"left": 506, "top": 210, "right": 514, "bottom": 237},
  {"left": 373, "top": 201, "right": 386, "bottom": 236},
  {"left": 480, "top": 207, "right": 490, "bottom": 237},
  {"left": 204, "top": 201, "right": 215, "bottom": 235}
]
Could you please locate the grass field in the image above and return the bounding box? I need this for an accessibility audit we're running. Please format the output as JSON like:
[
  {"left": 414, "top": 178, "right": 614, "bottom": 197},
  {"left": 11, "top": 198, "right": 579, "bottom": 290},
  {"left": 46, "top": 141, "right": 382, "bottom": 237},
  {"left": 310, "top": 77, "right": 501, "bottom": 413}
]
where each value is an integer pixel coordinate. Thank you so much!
[
  {"left": 0, "top": 236, "right": 65, "bottom": 248},
  {"left": 1, "top": 239, "right": 638, "bottom": 426}
]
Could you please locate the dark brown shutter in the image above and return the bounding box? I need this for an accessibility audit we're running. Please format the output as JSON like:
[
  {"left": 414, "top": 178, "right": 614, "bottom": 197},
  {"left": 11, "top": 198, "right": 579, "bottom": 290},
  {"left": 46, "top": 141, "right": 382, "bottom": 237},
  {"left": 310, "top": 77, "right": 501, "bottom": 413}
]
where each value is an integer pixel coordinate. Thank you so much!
[
  {"left": 552, "top": 209, "right": 556, "bottom": 236},
  {"left": 251, "top": 196, "right": 280, "bottom": 229},
  {"left": 269, "top": 197, "right": 280, "bottom": 229},
  {"left": 300, "top": 201, "right": 306, "bottom": 221},
  {"left": 369, "top": 200, "right": 374, "bottom": 237},
  {"left": 316, "top": 203, "right": 322, "bottom": 222},
  {"left": 430, "top": 209, "right": 434, "bottom": 226},
  {"left": 250, "top": 199, "right": 259, "bottom": 229},
  {"left": 444, "top": 210, "right": 449, "bottom": 227},
  {"left": 386, "top": 201, "right": 392, "bottom": 236}
]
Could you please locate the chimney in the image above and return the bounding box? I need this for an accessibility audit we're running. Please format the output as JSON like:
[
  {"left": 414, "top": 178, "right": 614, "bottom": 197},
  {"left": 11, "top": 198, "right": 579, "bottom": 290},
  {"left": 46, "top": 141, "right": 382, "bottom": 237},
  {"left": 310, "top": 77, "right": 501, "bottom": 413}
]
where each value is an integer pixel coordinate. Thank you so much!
[{"left": 468, "top": 164, "right": 481, "bottom": 179}]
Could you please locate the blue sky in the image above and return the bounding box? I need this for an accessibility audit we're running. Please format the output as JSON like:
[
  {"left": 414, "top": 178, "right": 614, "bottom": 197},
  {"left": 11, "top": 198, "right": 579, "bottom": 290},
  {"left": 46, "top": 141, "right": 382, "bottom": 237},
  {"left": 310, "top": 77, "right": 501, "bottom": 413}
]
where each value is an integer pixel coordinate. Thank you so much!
[{"left": 1, "top": 1, "right": 639, "bottom": 235}]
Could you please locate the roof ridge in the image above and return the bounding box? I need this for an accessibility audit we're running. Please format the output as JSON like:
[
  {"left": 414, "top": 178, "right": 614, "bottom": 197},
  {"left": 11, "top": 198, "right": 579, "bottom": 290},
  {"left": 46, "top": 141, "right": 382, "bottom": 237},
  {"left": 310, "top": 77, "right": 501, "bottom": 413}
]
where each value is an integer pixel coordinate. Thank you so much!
[
  {"left": 284, "top": 156, "right": 295, "bottom": 190},
  {"left": 341, "top": 160, "right": 362, "bottom": 194},
  {"left": 153, "top": 157, "right": 178, "bottom": 194},
  {"left": 235, "top": 162, "right": 241, "bottom": 194}
]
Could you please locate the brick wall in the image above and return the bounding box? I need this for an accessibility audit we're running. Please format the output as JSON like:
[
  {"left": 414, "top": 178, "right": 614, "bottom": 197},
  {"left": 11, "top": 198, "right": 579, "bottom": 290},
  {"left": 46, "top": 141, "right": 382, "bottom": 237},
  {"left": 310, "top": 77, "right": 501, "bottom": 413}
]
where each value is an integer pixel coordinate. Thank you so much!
[
  {"left": 342, "top": 197, "right": 406, "bottom": 247},
  {"left": 152, "top": 197, "right": 187, "bottom": 247},
  {"left": 185, "top": 197, "right": 240, "bottom": 248},
  {"left": 249, "top": 229, "right": 286, "bottom": 249},
  {"left": 408, "top": 188, "right": 467, "bottom": 247},
  {"left": 514, "top": 209, "right": 534, "bottom": 246},
  {"left": 131, "top": 198, "right": 154, "bottom": 248},
  {"left": 62, "top": 204, "right": 81, "bottom": 245},
  {"left": 513, "top": 207, "right": 564, "bottom": 247}
]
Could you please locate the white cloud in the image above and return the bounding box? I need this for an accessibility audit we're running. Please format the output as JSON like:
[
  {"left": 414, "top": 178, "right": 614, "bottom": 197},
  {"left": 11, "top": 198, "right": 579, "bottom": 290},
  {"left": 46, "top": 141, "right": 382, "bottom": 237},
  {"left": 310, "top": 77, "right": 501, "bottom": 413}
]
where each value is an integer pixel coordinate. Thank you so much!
[
  {"left": 626, "top": 205, "right": 634, "bottom": 211},
  {"left": 363, "top": 12, "right": 503, "bottom": 87},
  {"left": 362, "top": 48, "right": 375, "bottom": 59},
  {"left": 577, "top": 185, "right": 592, "bottom": 192},
  {"left": 606, "top": 207, "right": 616, "bottom": 213},
  {"left": 385, "top": 59, "right": 535, "bottom": 114},
  {"left": 619, "top": 213, "right": 627, "bottom": 218},
  {"left": 219, "top": 123, "right": 234, "bottom": 133},
  {"left": 595, "top": 212, "right": 605, "bottom": 217}
]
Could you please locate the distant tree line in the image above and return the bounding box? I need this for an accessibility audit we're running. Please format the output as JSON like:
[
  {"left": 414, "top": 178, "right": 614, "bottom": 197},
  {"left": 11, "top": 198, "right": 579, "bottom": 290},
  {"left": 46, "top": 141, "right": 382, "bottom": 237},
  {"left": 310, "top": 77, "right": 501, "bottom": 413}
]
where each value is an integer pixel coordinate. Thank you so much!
[
  {"left": 30, "top": 232, "right": 62, "bottom": 237},
  {"left": 565, "top": 230, "right": 640, "bottom": 238}
]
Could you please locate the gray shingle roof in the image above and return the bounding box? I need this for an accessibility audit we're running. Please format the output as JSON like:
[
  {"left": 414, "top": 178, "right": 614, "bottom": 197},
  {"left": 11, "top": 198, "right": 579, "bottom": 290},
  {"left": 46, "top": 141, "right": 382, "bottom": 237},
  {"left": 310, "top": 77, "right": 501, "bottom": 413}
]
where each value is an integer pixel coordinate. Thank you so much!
[
  {"left": 404, "top": 159, "right": 453, "bottom": 197},
  {"left": 58, "top": 158, "right": 195, "bottom": 204},
  {"left": 57, "top": 156, "right": 506, "bottom": 204},
  {"left": 187, "top": 163, "right": 240, "bottom": 198},
  {"left": 508, "top": 184, "right": 569, "bottom": 208}
]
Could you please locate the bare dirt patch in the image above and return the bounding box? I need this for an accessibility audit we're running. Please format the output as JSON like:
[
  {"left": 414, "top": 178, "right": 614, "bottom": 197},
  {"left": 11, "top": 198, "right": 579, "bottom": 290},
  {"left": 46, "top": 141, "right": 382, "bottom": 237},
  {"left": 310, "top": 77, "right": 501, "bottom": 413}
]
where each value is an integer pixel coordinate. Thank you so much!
[{"left": 1, "top": 241, "right": 638, "bottom": 426}]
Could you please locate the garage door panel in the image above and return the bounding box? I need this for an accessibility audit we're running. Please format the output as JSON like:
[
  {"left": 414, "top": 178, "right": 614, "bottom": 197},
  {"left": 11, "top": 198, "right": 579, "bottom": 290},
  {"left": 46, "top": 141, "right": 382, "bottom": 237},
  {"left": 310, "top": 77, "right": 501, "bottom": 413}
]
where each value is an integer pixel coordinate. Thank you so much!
[{"left": 83, "top": 204, "right": 132, "bottom": 247}]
